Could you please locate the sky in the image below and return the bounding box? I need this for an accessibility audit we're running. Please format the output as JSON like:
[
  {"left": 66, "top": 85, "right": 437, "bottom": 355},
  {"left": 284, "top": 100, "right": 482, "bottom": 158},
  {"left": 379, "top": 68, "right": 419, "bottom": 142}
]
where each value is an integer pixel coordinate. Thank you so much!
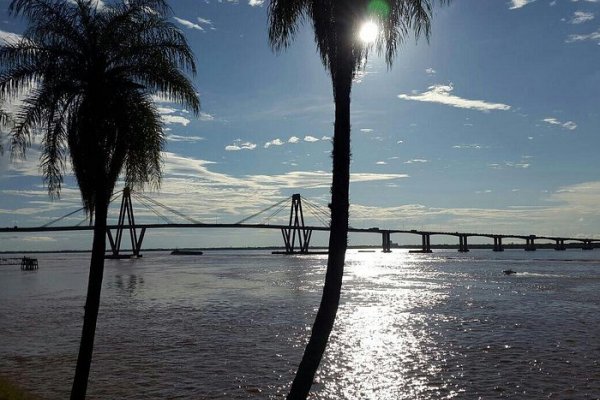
[{"left": 0, "top": 0, "right": 599, "bottom": 251}]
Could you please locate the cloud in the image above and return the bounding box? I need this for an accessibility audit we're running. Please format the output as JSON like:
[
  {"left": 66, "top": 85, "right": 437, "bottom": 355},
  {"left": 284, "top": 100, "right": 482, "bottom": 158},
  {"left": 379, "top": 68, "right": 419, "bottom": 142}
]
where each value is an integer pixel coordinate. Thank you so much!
[
  {"left": 398, "top": 84, "right": 511, "bottom": 112},
  {"left": 304, "top": 136, "right": 320, "bottom": 142},
  {"left": 404, "top": 159, "right": 428, "bottom": 164},
  {"left": 425, "top": 68, "right": 436, "bottom": 75},
  {"left": 22, "top": 236, "right": 57, "bottom": 242},
  {"left": 360, "top": 128, "right": 374, "bottom": 134},
  {"left": 376, "top": 161, "right": 387, "bottom": 165},
  {"left": 225, "top": 139, "right": 256, "bottom": 151},
  {"left": 248, "top": 0, "right": 264, "bottom": 5},
  {"left": 509, "top": 0, "right": 536, "bottom": 9},
  {"left": 488, "top": 162, "right": 531, "bottom": 170},
  {"left": 288, "top": 136, "right": 300, "bottom": 144},
  {"left": 264, "top": 138, "right": 284, "bottom": 148},
  {"left": 197, "top": 17, "right": 213, "bottom": 27},
  {"left": 453, "top": 144, "right": 484, "bottom": 149},
  {"left": 166, "top": 134, "right": 204, "bottom": 143},
  {"left": 542, "top": 117, "right": 577, "bottom": 130},
  {"left": 174, "top": 17, "right": 204, "bottom": 30},
  {"left": 566, "top": 29, "right": 600, "bottom": 43},
  {"left": 199, "top": 112, "right": 215, "bottom": 121},
  {"left": 161, "top": 115, "right": 191, "bottom": 126},
  {"left": 570, "top": 11, "right": 595, "bottom": 24},
  {"left": 0, "top": 30, "right": 22, "bottom": 44}
]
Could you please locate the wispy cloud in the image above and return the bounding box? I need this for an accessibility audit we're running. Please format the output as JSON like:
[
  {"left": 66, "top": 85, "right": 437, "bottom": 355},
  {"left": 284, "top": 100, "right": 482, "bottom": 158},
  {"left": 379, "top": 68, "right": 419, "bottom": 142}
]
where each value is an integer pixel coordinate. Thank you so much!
[
  {"left": 248, "top": 0, "right": 264, "bottom": 6},
  {"left": 452, "top": 144, "right": 485, "bottom": 150},
  {"left": 509, "top": 0, "right": 536, "bottom": 9},
  {"left": 569, "top": 11, "right": 595, "bottom": 24},
  {"left": 425, "top": 68, "right": 436, "bottom": 75},
  {"left": 398, "top": 84, "right": 511, "bottom": 112},
  {"left": 225, "top": 139, "right": 256, "bottom": 151},
  {"left": 199, "top": 112, "right": 215, "bottom": 121},
  {"left": 0, "top": 30, "right": 22, "bottom": 44},
  {"left": 166, "top": 134, "right": 204, "bottom": 143},
  {"left": 566, "top": 28, "right": 600, "bottom": 43},
  {"left": 542, "top": 117, "right": 577, "bottom": 130},
  {"left": 404, "top": 159, "right": 428, "bottom": 164},
  {"left": 488, "top": 161, "right": 531, "bottom": 170},
  {"left": 173, "top": 16, "right": 204, "bottom": 31},
  {"left": 304, "top": 136, "right": 320, "bottom": 142}
]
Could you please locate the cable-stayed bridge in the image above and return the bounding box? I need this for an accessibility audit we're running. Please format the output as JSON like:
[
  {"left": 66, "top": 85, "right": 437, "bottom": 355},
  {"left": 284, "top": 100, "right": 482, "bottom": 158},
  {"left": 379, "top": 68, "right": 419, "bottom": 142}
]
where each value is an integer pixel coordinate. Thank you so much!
[{"left": 1, "top": 188, "right": 598, "bottom": 257}]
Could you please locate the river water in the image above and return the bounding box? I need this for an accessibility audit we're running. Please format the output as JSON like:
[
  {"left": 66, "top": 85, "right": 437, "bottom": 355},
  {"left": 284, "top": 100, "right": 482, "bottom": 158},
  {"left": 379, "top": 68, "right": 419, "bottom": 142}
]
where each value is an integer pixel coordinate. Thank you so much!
[{"left": 1, "top": 249, "right": 599, "bottom": 399}]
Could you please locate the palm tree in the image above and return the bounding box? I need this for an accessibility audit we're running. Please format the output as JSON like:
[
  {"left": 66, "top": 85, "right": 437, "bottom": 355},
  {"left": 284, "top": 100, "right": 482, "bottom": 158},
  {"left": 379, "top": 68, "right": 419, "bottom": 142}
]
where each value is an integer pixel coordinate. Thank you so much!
[
  {"left": 0, "top": 1, "right": 199, "bottom": 398},
  {"left": 269, "top": 0, "right": 448, "bottom": 398}
]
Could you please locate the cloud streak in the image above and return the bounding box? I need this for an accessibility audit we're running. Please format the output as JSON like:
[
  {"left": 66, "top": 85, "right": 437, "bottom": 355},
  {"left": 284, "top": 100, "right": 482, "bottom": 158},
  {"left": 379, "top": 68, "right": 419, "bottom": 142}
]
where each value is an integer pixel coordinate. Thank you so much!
[
  {"left": 542, "top": 117, "right": 577, "bottom": 130},
  {"left": 398, "top": 84, "right": 511, "bottom": 112}
]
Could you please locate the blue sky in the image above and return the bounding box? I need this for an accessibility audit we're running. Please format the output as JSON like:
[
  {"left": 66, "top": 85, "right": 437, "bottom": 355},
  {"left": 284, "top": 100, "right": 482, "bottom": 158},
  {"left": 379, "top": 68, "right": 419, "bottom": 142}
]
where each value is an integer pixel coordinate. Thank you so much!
[{"left": 1, "top": 0, "right": 599, "bottom": 251}]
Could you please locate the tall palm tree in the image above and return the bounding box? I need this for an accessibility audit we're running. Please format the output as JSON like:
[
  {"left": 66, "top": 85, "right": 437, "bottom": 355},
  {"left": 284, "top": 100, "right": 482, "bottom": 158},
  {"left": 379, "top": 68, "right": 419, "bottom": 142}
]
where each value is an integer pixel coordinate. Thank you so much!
[
  {"left": 0, "top": 1, "right": 199, "bottom": 398},
  {"left": 269, "top": 0, "right": 448, "bottom": 398}
]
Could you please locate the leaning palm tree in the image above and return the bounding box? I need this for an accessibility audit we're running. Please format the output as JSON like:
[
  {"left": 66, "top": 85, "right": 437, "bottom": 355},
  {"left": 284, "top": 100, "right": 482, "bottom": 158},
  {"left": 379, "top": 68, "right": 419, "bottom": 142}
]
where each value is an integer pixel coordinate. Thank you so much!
[
  {"left": 269, "top": 0, "right": 448, "bottom": 398},
  {"left": 0, "top": 0, "right": 199, "bottom": 398}
]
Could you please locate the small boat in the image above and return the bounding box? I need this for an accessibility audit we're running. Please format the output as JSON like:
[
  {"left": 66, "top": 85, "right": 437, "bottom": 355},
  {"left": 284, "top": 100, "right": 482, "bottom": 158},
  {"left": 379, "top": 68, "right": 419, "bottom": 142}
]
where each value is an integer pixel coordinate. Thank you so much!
[
  {"left": 171, "top": 249, "right": 203, "bottom": 255},
  {"left": 503, "top": 269, "right": 517, "bottom": 275}
]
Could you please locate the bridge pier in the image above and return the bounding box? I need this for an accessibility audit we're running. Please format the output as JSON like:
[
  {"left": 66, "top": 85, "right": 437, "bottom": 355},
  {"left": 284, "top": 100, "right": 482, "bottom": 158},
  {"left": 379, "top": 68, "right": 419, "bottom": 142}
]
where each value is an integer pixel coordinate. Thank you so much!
[
  {"left": 458, "top": 235, "right": 469, "bottom": 252},
  {"left": 381, "top": 231, "right": 392, "bottom": 253},
  {"left": 554, "top": 239, "right": 567, "bottom": 251},
  {"left": 279, "top": 194, "right": 313, "bottom": 254},
  {"left": 411, "top": 233, "right": 432, "bottom": 253},
  {"left": 106, "top": 187, "right": 145, "bottom": 259},
  {"left": 525, "top": 236, "right": 536, "bottom": 251},
  {"left": 493, "top": 236, "right": 504, "bottom": 252},
  {"left": 582, "top": 240, "right": 594, "bottom": 250}
]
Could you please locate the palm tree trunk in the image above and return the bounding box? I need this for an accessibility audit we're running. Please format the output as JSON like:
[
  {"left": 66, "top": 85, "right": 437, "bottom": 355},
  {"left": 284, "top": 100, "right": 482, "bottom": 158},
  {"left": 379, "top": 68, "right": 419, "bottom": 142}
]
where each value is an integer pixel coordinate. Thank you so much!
[
  {"left": 287, "top": 50, "right": 353, "bottom": 400},
  {"left": 71, "top": 192, "right": 109, "bottom": 400}
]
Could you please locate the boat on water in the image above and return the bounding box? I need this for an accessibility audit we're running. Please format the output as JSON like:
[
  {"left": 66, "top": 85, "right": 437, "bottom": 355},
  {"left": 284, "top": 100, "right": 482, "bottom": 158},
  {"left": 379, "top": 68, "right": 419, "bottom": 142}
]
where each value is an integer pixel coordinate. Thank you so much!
[
  {"left": 171, "top": 249, "right": 204, "bottom": 256},
  {"left": 503, "top": 269, "right": 517, "bottom": 275}
]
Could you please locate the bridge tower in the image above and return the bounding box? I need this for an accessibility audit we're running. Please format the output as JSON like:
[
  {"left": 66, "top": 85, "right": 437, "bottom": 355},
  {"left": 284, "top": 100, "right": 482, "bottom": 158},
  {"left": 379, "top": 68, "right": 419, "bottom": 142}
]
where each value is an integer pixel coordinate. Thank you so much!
[
  {"left": 280, "top": 194, "right": 313, "bottom": 254},
  {"left": 106, "top": 187, "right": 146, "bottom": 259}
]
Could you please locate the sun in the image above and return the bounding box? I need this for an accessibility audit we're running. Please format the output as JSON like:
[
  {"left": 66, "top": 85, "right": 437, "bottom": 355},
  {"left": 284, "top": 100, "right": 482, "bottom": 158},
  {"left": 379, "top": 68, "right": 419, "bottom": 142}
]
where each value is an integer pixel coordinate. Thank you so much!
[{"left": 359, "top": 20, "right": 379, "bottom": 44}]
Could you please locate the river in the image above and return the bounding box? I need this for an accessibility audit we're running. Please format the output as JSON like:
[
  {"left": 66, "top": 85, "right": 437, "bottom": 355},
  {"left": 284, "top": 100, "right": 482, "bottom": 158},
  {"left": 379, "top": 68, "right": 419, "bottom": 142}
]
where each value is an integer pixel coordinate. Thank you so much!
[{"left": 1, "top": 249, "right": 599, "bottom": 399}]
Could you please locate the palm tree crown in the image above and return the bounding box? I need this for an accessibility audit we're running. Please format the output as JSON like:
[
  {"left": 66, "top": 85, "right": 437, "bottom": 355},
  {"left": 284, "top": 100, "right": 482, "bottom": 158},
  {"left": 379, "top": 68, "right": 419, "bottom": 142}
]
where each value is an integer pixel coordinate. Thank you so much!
[
  {"left": 269, "top": 0, "right": 445, "bottom": 76},
  {"left": 1, "top": 0, "right": 199, "bottom": 213}
]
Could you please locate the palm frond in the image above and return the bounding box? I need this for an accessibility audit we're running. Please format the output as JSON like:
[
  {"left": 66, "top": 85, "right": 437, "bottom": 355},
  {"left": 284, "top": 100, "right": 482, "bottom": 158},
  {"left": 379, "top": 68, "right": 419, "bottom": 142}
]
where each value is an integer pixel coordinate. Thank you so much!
[{"left": 3, "top": 0, "right": 199, "bottom": 214}]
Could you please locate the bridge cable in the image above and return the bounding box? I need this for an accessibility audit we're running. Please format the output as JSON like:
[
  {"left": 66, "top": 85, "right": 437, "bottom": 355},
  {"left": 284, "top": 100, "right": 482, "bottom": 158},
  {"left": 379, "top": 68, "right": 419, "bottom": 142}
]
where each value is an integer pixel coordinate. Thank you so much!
[
  {"left": 41, "top": 190, "right": 124, "bottom": 227},
  {"left": 130, "top": 194, "right": 174, "bottom": 224},
  {"left": 302, "top": 202, "right": 331, "bottom": 227},
  {"left": 234, "top": 196, "right": 291, "bottom": 225},
  {"left": 260, "top": 201, "right": 290, "bottom": 225},
  {"left": 131, "top": 191, "right": 202, "bottom": 224},
  {"left": 301, "top": 198, "right": 331, "bottom": 227}
]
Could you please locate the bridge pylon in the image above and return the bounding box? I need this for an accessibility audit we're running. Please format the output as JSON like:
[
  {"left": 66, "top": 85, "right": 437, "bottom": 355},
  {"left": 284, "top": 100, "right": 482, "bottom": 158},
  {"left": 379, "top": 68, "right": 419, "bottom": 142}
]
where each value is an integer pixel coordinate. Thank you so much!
[
  {"left": 280, "top": 194, "right": 313, "bottom": 254},
  {"left": 106, "top": 187, "right": 146, "bottom": 259}
]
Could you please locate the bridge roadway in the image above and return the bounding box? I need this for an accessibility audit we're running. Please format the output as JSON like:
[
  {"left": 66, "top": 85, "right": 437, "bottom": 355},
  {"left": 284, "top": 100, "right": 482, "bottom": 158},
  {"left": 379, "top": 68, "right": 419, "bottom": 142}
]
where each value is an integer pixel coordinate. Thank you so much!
[{"left": 1, "top": 223, "right": 598, "bottom": 254}]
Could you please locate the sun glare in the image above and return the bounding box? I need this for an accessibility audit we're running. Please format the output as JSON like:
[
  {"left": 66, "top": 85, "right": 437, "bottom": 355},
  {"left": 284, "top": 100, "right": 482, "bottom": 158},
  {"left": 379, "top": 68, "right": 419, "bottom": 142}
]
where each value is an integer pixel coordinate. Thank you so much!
[{"left": 359, "top": 20, "right": 379, "bottom": 44}]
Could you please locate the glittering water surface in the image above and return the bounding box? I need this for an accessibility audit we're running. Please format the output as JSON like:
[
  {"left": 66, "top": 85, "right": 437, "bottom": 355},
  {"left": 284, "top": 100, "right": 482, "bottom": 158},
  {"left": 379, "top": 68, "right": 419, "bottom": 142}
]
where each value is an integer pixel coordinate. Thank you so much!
[{"left": 1, "top": 249, "right": 600, "bottom": 399}]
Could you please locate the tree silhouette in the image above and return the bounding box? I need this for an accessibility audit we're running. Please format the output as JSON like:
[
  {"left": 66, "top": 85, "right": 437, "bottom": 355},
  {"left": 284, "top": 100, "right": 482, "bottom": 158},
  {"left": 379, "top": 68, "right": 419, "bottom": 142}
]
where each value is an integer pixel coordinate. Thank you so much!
[
  {"left": 268, "top": 0, "right": 448, "bottom": 398},
  {"left": 0, "top": 1, "right": 199, "bottom": 398}
]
